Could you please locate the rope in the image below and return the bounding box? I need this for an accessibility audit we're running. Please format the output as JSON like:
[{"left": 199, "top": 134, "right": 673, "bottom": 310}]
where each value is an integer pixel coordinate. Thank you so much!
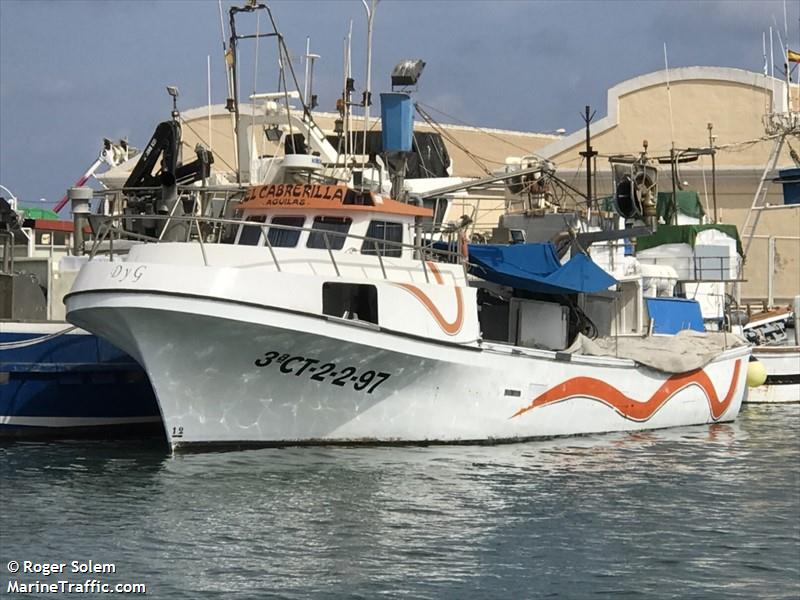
[
  {"left": 179, "top": 116, "right": 238, "bottom": 173},
  {"left": 415, "top": 106, "right": 493, "bottom": 176},
  {"left": 416, "top": 101, "right": 550, "bottom": 158},
  {"left": 593, "top": 132, "right": 787, "bottom": 160},
  {"left": 0, "top": 326, "right": 77, "bottom": 350}
]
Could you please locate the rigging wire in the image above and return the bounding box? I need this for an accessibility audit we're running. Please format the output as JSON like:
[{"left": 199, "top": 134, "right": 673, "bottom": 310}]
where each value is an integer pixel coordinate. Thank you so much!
[
  {"left": 179, "top": 116, "right": 238, "bottom": 174},
  {"left": 411, "top": 130, "right": 442, "bottom": 178},
  {"left": 416, "top": 101, "right": 552, "bottom": 157},
  {"left": 415, "top": 105, "right": 494, "bottom": 176},
  {"left": 700, "top": 154, "right": 711, "bottom": 217},
  {"left": 589, "top": 132, "right": 785, "bottom": 161}
]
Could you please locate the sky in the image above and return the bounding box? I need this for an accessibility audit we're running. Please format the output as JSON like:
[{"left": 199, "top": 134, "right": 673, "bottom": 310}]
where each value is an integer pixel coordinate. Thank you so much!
[{"left": 1, "top": 0, "right": 799, "bottom": 208}]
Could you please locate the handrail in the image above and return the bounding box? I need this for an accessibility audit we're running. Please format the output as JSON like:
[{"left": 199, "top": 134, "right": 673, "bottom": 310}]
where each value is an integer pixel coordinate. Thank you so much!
[
  {"left": 85, "top": 215, "right": 466, "bottom": 283},
  {"left": 85, "top": 214, "right": 462, "bottom": 262},
  {"left": 262, "top": 226, "right": 281, "bottom": 272},
  {"left": 322, "top": 231, "right": 340, "bottom": 277},
  {"left": 374, "top": 240, "right": 387, "bottom": 279},
  {"left": 194, "top": 218, "right": 208, "bottom": 267}
]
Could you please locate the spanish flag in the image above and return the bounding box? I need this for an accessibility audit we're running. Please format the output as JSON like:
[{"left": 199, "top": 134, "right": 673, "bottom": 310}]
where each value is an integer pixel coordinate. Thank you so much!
[{"left": 788, "top": 49, "right": 800, "bottom": 63}]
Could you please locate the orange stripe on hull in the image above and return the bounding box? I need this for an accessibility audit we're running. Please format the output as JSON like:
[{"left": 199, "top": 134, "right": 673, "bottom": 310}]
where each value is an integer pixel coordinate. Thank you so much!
[
  {"left": 511, "top": 359, "right": 742, "bottom": 422},
  {"left": 393, "top": 262, "right": 464, "bottom": 336}
]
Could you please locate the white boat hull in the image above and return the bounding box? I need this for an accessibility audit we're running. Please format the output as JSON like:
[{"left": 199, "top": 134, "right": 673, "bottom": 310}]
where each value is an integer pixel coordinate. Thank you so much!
[
  {"left": 747, "top": 347, "right": 800, "bottom": 403},
  {"left": 67, "top": 291, "right": 750, "bottom": 451}
]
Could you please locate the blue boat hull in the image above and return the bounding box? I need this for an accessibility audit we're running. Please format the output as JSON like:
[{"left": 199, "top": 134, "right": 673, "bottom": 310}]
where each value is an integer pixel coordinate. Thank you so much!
[{"left": 0, "top": 326, "right": 162, "bottom": 439}]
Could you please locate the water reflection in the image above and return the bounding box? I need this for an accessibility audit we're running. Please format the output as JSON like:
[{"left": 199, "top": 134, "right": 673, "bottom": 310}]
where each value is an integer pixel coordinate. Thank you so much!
[{"left": 1, "top": 406, "right": 797, "bottom": 599}]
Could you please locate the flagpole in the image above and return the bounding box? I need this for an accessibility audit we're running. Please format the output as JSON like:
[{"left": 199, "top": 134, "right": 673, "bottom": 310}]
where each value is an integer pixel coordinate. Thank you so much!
[
  {"left": 770, "top": 27, "right": 775, "bottom": 105},
  {"left": 764, "top": 31, "right": 769, "bottom": 115}
]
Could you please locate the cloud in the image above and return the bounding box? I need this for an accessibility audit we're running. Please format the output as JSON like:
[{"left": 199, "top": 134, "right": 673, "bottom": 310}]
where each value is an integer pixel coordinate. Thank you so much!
[{"left": 1, "top": 0, "right": 791, "bottom": 203}]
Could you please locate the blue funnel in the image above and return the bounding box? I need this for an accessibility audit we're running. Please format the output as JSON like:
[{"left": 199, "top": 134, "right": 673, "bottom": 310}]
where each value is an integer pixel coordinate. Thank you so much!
[{"left": 380, "top": 93, "right": 413, "bottom": 153}]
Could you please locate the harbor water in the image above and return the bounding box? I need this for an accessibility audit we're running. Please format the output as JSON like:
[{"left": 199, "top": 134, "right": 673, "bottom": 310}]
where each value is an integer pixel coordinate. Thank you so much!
[{"left": 1, "top": 404, "right": 798, "bottom": 599}]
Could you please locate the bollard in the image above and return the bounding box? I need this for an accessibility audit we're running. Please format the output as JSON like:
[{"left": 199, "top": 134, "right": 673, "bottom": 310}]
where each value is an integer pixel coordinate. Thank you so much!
[{"left": 68, "top": 187, "right": 92, "bottom": 256}]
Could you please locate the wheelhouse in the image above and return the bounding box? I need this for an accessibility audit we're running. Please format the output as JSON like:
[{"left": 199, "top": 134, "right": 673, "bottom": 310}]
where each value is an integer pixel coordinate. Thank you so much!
[{"left": 233, "top": 184, "right": 432, "bottom": 260}]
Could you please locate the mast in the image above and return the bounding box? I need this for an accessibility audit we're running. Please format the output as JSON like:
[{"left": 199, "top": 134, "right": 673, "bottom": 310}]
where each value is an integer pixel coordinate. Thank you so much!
[
  {"left": 579, "top": 105, "right": 597, "bottom": 208},
  {"left": 361, "top": 0, "right": 378, "bottom": 181},
  {"left": 227, "top": 6, "right": 243, "bottom": 183},
  {"left": 708, "top": 122, "right": 718, "bottom": 223},
  {"left": 226, "top": 2, "right": 307, "bottom": 183}
]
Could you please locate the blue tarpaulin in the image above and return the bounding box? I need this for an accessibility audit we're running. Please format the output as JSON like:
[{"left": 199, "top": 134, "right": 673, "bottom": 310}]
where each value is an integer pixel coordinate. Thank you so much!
[
  {"left": 645, "top": 297, "right": 705, "bottom": 334},
  {"left": 459, "top": 242, "right": 617, "bottom": 295}
]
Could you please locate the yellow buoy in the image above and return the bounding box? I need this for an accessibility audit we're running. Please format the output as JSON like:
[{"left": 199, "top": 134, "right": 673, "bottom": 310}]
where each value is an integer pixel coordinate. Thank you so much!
[{"left": 746, "top": 360, "right": 768, "bottom": 388}]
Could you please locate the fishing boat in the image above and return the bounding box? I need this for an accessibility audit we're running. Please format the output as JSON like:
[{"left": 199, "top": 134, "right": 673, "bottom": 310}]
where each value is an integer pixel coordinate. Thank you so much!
[
  {"left": 0, "top": 187, "right": 161, "bottom": 438},
  {"left": 63, "top": 170, "right": 751, "bottom": 451},
  {"left": 741, "top": 304, "right": 799, "bottom": 403},
  {"left": 63, "top": 2, "right": 752, "bottom": 451},
  {"left": 63, "top": 133, "right": 755, "bottom": 454}
]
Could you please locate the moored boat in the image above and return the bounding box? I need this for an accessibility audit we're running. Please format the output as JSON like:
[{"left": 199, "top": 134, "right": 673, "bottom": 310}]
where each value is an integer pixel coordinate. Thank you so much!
[
  {"left": 63, "top": 1, "right": 752, "bottom": 451},
  {"left": 64, "top": 180, "right": 750, "bottom": 451},
  {"left": 0, "top": 191, "right": 161, "bottom": 438},
  {"left": 742, "top": 303, "right": 800, "bottom": 403}
]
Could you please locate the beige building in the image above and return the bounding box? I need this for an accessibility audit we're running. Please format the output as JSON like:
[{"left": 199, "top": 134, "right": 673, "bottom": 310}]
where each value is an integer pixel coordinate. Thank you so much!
[
  {"left": 538, "top": 67, "right": 799, "bottom": 305},
  {"left": 181, "top": 66, "right": 799, "bottom": 304}
]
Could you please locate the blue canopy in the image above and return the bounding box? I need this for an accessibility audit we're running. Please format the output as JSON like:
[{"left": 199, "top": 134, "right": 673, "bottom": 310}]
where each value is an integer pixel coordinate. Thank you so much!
[
  {"left": 463, "top": 242, "right": 617, "bottom": 295},
  {"left": 645, "top": 297, "right": 704, "bottom": 334}
]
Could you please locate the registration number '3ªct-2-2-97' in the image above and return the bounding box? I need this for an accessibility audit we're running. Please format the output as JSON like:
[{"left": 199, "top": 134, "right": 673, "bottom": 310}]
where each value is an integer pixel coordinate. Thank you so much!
[{"left": 254, "top": 351, "right": 391, "bottom": 395}]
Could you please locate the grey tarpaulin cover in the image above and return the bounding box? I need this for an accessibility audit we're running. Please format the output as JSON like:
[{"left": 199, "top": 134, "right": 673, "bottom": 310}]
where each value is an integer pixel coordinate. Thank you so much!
[{"left": 565, "top": 330, "right": 747, "bottom": 373}]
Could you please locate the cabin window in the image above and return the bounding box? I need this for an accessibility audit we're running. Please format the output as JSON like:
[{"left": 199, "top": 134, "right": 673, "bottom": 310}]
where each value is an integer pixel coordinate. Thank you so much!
[
  {"left": 238, "top": 216, "right": 266, "bottom": 245},
  {"left": 361, "top": 220, "right": 403, "bottom": 257},
  {"left": 509, "top": 229, "right": 526, "bottom": 244},
  {"left": 307, "top": 216, "right": 351, "bottom": 250},
  {"left": 267, "top": 216, "right": 305, "bottom": 248},
  {"left": 322, "top": 282, "right": 378, "bottom": 324}
]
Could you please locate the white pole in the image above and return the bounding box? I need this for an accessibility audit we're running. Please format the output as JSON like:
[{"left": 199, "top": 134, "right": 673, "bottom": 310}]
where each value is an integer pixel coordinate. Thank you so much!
[
  {"left": 207, "top": 55, "right": 212, "bottom": 149},
  {"left": 775, "top": 25, "right": 791, "bottom": 111},
  {"left": 793, "top": 295, "right": 800, "bottom": 344},
  {"left": 663, "top": 43, "right": 675, "bottom": 147},
  {"left": 347, "top": 20, "right": 353, "bottom": 163},
  {"left": 770, "top": 26, "right": 776, "bottom": 112},
  {"left": 767, "top": 236, "right": 775, "bottom": 308},
  {"left": 764, "top": 31, "right": 770, "bottom": 115},
  {"left": 304, "top": 36, "right": 311, "bottom": 102},
  {"left": 784, "top": 0, "right": 789, "bottom": 50},
  {"left": 361, "top": 0, "right": 378, "bottom": 178},
  {"left": 342, "top": 35, "right": 349, "bottom": 165}
]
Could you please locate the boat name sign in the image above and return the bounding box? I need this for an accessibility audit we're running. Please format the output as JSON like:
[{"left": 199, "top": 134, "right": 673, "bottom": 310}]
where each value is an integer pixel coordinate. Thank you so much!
[
  {"left": 109, "top": 265, "right": 147, "bottom": 284},
  {"left": 242, "top": 184, "right": 347, "bottom": 206}
]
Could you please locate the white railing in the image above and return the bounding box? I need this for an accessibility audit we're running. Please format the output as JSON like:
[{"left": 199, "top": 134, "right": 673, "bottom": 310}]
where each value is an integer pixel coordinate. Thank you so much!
[{"left": 87, "top": 212, "right": 465, "bottom": 286}]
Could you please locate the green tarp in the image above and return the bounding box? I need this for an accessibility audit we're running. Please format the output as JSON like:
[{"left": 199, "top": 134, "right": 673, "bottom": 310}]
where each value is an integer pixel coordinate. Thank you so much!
[
  {"left": 635, "top": 224, "right": 743, "bottom": 256},
  {"left": 656, "top": 190, "right": 705, "bottom": 223},
  {"left": 19, "top": 206, "right": 60, "bottom": 220},
  {"left": 599, "top": 191, "right": 705, "bottom": 222}
]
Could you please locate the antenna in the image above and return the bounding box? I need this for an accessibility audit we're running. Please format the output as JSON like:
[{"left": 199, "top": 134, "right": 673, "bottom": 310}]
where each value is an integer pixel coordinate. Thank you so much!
[
  {"left": 579, "top": 106, "right": 597, "bottom": 209},
  {"left": 773, "top": 16, "right": 792, "bottom": 110},
  {"left": 763, "top": 31, "right": 770, "bottom": 115},
  {"left": 663, "top": 43, "right": 680, "bottom": 224},
  {"left": 784, "top": 0, "right": 789, "bottom": 54},
  {"left": 771, "top": 26, "right": 776, "bottom": 105},
  {"left": 663, "top": 43, "right": 676, "bottom": 148},
  {"left": 303, "top": 37, "right": 321, "bottom": 109},
  {"left": 207, "top": 55, "right": 212, "bottom": 149},
  {"left": 360, "top": 0, "right": 379, "bottom": 182}
]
